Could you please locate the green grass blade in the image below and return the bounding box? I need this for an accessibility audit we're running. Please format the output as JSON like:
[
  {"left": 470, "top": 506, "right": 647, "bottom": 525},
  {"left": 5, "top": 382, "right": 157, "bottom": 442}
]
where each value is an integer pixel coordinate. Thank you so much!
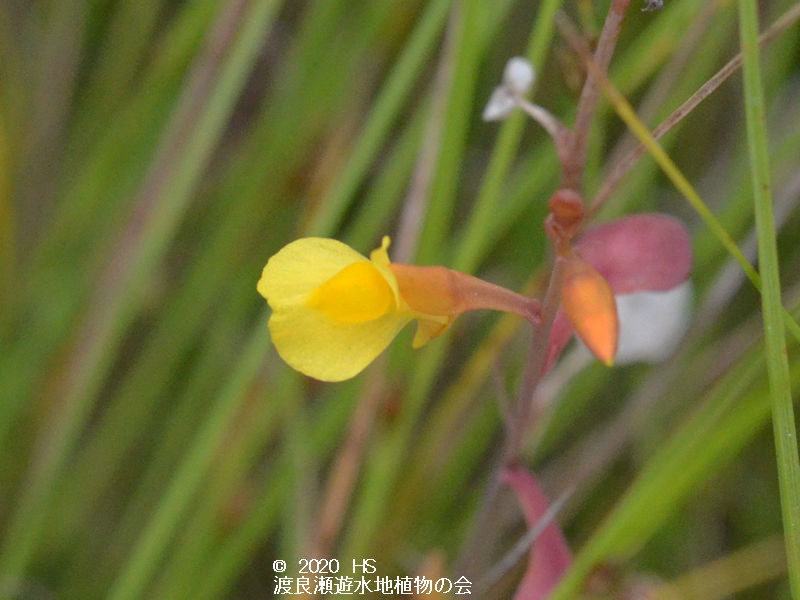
[
  {"left": 0, "top": 0, "right": 282, "bottom": 586},
  {"left": 547, "top": 346, "right": 777, "bottom": 599},
  {"left": 106, "top": 319, "right": 272, "bottom": 600},
  {"left": 307, "top": 0, "right": 453, "bottom": 238},
  {"left": 413, "top": 0, "right": 484, "bottom": 265},
  {"left": 738, "top": 0, "right": 800, "bottom": 595}
]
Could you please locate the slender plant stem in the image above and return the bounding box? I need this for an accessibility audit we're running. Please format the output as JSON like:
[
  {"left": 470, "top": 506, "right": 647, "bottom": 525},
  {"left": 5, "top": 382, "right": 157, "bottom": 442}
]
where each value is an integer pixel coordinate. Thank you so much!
[
  {"left": 456, "top": 247, "right": 564, "bottom": 580},
  {"left": 509, "top": 257, "right": 564, "bottom": 459},
  {"left": 591, "top": 1, "right": 800, "bottom": 213},
  {"left": 458, "top": 0, "right": 633, "bottom": 583},
  {"left": 562, "top": 0, "right": 631, "bottom": 192},
  {"left": 0, "top": 0, "right": 274, "bottom": 586},
  {"left": 308, "top": 369, "right": 385, "bottom": 558},
  {"left": 738, "top": 0, "right": 800, "bottom": 596},
  {"left": 517, "top": 99, "right": 567, "bottom": 144},
  {"left": 394, "top": 7, "right": 458, "bottom": 263},
  {"left": 473, "top": 486, "right": 573, "bottom": 595}
]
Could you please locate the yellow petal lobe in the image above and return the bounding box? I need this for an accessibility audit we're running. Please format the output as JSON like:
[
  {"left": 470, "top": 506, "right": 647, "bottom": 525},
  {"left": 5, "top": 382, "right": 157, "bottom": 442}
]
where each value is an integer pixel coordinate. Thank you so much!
[
  {"left": 257, "top": 237, "right": 369, "bottom": 307},
  {"left": 258, "top": 236, "right": 410, "bottom": 381},
  {"left": 561, "top": 255, "right": 619, "bottom": 366},
  {"left": 307, "top": 261, "right": 395, "bottom": 323},
  {"left": 411, "top": 317, "right": 452, "bottom": 348},
  {"left": 268, "top": 306, "right": 410, "bottom": 381}
]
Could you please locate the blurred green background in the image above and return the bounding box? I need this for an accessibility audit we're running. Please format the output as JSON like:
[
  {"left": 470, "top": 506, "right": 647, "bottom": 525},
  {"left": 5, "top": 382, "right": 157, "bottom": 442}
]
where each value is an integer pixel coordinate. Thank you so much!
[{"left": 1, "top": 0, "right": 799, "bottom": 598}]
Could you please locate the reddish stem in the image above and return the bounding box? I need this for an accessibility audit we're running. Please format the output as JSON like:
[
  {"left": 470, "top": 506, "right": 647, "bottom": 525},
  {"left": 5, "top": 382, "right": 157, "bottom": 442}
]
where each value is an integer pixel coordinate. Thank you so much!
[{"left": 562, "top": 0, "right": 632, "bottom": 192}]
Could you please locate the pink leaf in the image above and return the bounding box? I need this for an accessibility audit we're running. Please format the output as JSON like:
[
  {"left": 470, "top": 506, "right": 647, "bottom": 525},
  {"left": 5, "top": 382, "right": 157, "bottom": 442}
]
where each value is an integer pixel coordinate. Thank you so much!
[{"left": 503, "top": 465, "right": 571, "bottom": 600}]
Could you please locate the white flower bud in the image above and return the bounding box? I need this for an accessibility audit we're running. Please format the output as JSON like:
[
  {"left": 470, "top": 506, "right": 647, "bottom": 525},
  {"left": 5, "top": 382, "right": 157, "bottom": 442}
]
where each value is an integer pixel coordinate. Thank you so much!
[{"left": 503, "top": 56, "right": 535, "bottom": 96}]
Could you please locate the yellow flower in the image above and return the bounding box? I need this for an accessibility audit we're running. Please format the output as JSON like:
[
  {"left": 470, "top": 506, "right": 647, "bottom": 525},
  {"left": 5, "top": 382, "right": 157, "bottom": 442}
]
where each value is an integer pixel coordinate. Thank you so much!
[
  {"left": 258, "top": 237, "right": 431, "bottom": 381},
  {"left": 258, "top": 236, "right": 539, "bottom": 381}
]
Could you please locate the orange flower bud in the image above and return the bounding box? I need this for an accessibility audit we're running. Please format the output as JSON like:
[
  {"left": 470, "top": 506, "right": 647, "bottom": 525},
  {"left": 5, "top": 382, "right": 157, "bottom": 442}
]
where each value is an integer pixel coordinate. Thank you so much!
[{"left": 560, "top": 254, "right": 619, "bottom": 366}]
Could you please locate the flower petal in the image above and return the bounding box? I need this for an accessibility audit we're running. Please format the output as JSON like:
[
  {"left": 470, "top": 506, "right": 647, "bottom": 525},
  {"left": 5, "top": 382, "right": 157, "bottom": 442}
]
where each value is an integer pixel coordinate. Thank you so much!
[
  {"left": 259, "top": 237, "right": 411, "bottom": 381},
  {"left": 615, "top": 280, "right": 692, "bottom": 365},
  {"left": 368, "top": 236, "right": 401, "bottom": 297},
  {"left": 560, "top": 255, "right": 619, "bottom": 366},
  {"left": 576, "top": 213, "right": 691, "bottom": 294},
  {"left": 257, "top": 238, "right": 371, "bottom": 308},
  {"left": 269, "top": 305, "right": 410, "bottom": 382},
  {"left": 410, "top": 315, "right": 451, "bottom": 348},
  {"left": 307, "top": 261, "right": 395, "bottom": 324},
  {"left": 482, "top": 86, "right": 516, "bottom": 121}
]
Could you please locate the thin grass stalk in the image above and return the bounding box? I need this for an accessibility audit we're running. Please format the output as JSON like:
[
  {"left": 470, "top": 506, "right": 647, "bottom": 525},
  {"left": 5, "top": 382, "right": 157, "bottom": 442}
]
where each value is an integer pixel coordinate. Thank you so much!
[
  {"left": 278, "top": 382, "right": 319, "bottom": 570},
  {"left": 607, "top": 0, "right": 713, "bottom": 95},
  {"left": 0, "top": 115, "right": 12, "bottom": 325},
  {"left": 0, "top": 3, "right": 21, "bottom": 323},
  {"left": 344, "top": 105, "right": 428, "bottom": 249},
  {"left": 52, "top": 272, "right": 257, "bottom": 548},
  {"left": 106, "top": 319, "right": 272, "bottom": 600},
  {"left": 150, "top": 383, "right": 291, "bottom": 599},
  {"left": 0, "top": 0, "right": 282, "bottom": 587},
  {"left": 309, "top": 369, "right": 385, "bottom": 557},
  {"left": 738, "top": 0, "right": 800, "bottom": 596},
  {"left": 35, "top": 0, "right": 218, "bottom": 282},
  {"left": 69, "top": 0, "right": 165, "bottom": 150},
  {"left": 16, "top": 0, "right": 86, "bottom": 249},
  {"left": 187, "top": 376, "right": 359, "bottom": 599},
  {"left": 306, "top": 0, "right": 453, "bottom": 238},
  {"left": 192, "top": 457, "right": 290, "bottom": 600},
  {"left": 0, "top": 3, "right": 27, "bottom": 156},
  {"left": 413, "top": 0, "right": 483, "bottom": 265},
  {"left": 0, "top": 0, "right": 220, "bottom": 444},
  {"left": 79, "top": 294, "right": 256, "bottom": 580},
  {"left": 648, "top": 535, "right": 787, "bottom": 600},
  {"left": 393, "top": 8, "right": 460, "bottom": 263},
  {"left": 591, "top": 1, "right": 732, "bottom": 213},
  {"left": 592, "top": 2, "right": 800, "bottom": 213}
]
